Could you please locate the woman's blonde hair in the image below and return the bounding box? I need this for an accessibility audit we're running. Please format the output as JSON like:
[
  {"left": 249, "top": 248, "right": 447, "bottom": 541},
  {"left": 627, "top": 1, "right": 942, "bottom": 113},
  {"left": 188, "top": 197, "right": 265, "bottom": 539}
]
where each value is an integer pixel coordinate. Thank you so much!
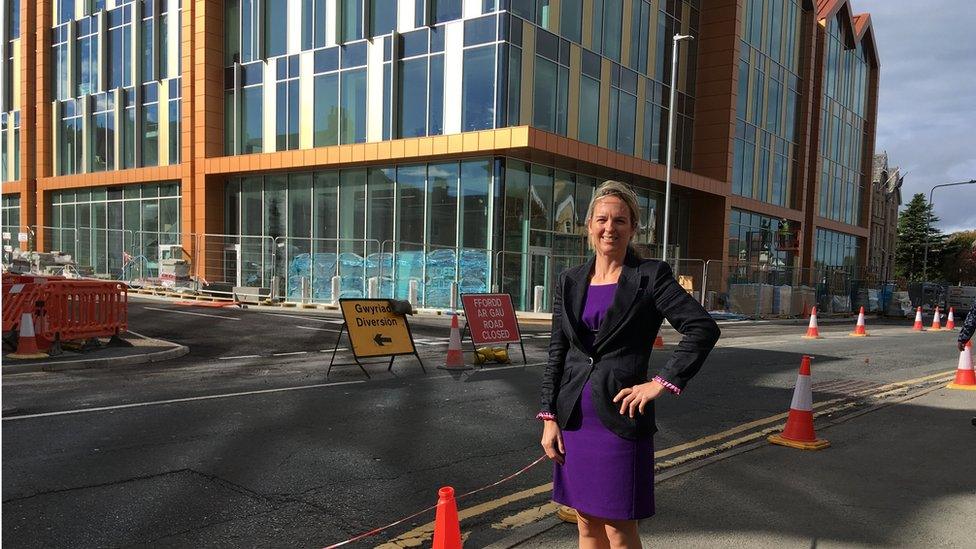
[{"left": 585, "top": 180, "right": 641, "bottom": 229}]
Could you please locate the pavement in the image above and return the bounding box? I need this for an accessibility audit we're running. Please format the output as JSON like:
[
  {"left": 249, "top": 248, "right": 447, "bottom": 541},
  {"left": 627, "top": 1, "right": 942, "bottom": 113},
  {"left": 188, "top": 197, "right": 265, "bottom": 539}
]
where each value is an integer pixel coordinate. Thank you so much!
[
  {"left": 1, "top": 331, "right": 188, "bottom": 375},
  {"left": 501, "top": 383, "right": 976, "bottom": 548}
]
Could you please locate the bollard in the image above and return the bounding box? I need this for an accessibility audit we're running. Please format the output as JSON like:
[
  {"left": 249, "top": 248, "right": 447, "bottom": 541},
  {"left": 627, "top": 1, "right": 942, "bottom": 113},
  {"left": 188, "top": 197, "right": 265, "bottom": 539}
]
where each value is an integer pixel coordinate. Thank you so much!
[
  {"left": 449, "top": 281, "right": 459, "bottom": 311},
  {"left": 300, "top": 276, "right": 310, "bottom": 304},
  {"left": 367, "top": 277, "right": 379, "bottom": 298},
  {"left": 408, "top": 279, "right": 419, "bottom": 309},
  {"left": 331, "top": 275, "right": 341, "bottom": 305},
  {"left": 534, "top": 285, "right": 546, "bottom": 313}
]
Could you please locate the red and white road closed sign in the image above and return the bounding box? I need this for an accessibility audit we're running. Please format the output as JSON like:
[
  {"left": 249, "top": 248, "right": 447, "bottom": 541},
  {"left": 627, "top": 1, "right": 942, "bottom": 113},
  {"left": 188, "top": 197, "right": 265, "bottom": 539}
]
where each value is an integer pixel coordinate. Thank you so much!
[{"left": 460, "top": 293, "right": 522, "bottom": 345}]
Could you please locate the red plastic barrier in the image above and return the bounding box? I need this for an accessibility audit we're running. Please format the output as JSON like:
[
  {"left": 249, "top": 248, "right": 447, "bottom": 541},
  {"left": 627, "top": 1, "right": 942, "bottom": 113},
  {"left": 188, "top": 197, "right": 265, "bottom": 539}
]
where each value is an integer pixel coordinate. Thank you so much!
[
  {"left": 2, "top": 282, "right": 43, "bottom": 333},
  {"left": 38, "top": 281, "right": 128, "bottom": 345}
]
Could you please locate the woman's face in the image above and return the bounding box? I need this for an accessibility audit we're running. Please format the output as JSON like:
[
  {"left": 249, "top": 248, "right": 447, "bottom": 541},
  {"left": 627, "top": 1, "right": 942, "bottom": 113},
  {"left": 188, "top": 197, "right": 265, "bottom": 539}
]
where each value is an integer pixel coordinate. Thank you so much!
[{"left": 588, "top": 196, "right": 635, "bottom": 258}]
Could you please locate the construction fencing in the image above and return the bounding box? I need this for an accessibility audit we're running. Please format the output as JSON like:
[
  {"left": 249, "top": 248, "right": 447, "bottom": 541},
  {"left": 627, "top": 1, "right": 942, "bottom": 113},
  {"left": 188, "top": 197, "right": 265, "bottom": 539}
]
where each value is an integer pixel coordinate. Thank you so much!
[{"left": 5, "top": 228, "right": 913, "bottom": 316}]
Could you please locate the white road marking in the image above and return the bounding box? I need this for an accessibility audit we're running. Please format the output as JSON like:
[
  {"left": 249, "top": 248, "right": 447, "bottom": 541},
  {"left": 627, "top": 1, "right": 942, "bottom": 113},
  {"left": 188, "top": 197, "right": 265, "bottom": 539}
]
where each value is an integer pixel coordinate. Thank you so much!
[
  {"left": 272, "top": 351, "right": 308, "bottom": 356},
  {"left": 262, "top": 313, "right": 344, "bottom": 324},
  {"left": 295, "top": 325, "right": 342, "bottom": 333},
  {"left": 217, "top": 355, "right": 261, "bottom": 360},
  {"left": 1, "top": 381, "right": 367, "bottom": 422},
  {"left": 320, "top": 348, "right": 349, "bottom": 353},
  {"left": 143, "top": 307, "right": 241, "bottom": 321}
]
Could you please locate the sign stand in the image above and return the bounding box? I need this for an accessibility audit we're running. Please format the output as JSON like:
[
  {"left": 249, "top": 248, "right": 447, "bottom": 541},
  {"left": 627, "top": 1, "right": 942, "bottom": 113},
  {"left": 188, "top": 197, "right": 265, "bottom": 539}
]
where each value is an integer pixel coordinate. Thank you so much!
[
  {"left": 328, "top": 299, "right": 426, "bottom": 378},
  {"left": 459, "top": 293, "right": 527, "bottom": 365}
]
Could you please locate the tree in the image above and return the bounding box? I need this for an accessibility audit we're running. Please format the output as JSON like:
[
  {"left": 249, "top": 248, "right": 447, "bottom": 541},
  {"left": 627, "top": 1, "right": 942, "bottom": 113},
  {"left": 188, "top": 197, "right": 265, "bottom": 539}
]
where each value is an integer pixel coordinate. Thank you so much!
[
  {"left": 938, "top": 231, "right": 976, "bottom": 284},
  {"left": 895, "top": 193, "right": 945, "bottom": 281}
]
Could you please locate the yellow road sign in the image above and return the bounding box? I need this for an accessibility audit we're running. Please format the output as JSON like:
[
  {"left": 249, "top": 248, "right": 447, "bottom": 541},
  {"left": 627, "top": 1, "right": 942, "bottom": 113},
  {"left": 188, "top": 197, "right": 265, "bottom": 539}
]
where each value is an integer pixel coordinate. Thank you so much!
[{"left": 339, "top": 299, "right": 417, "bottom": 358}]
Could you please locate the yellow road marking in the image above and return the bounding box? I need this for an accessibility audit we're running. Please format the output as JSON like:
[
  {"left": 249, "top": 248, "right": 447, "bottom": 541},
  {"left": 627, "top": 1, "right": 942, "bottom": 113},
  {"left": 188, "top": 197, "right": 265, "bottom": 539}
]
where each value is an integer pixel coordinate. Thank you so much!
[{"left": 377, "top": 369, "right": 954, "bottom": 547}]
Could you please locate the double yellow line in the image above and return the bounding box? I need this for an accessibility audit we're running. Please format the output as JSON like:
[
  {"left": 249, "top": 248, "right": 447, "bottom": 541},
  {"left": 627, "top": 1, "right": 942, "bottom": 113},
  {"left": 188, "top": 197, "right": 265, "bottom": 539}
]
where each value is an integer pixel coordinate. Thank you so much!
[{"left": 378, "top": 369, "right": 954, "bottom": 548}]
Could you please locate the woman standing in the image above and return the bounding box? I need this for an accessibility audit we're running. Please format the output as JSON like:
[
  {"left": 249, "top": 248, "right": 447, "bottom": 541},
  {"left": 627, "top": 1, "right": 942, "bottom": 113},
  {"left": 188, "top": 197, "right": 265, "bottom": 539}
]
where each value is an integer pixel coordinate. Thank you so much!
[{"left": 538, "top": 181, "right": 720, "bottom": 548}]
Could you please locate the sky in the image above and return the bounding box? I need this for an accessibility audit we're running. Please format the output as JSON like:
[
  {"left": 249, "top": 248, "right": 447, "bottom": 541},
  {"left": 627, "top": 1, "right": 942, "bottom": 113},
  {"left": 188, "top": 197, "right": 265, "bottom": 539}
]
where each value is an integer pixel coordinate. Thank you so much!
[{"left": 850, "top": 0, "right": 976, "bottom": 233}]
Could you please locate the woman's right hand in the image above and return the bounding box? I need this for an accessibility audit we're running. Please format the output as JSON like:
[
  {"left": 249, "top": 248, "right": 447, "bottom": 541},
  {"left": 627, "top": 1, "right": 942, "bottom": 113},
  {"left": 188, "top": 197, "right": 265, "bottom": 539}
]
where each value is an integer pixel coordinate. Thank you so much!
[{"left": 541, "top": 421, "right": 565, "bottom": 465}]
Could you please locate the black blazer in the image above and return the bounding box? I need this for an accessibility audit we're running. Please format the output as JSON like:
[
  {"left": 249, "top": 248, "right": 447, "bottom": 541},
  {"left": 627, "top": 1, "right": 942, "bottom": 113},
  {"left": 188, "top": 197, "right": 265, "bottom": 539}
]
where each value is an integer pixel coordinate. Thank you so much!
[{"left": 540, "top": 251, "right": 720, "bottom": 440}]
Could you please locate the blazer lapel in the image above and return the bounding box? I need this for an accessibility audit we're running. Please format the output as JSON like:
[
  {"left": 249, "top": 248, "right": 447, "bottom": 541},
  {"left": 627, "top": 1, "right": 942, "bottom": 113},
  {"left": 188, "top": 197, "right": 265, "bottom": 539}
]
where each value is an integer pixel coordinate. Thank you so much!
[
  {"left": 561, "top": 256, "right": 594, "bottom": 350},
  {"left": 592, "top": 254, "right": 643, "bottom": 352}
]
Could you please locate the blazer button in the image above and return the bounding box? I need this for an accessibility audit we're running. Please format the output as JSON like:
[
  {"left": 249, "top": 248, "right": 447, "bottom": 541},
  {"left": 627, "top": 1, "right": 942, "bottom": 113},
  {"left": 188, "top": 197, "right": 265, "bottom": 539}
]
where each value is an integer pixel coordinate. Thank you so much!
[{"left": 588, "top": 356, "right": 594, "bottom": 366}]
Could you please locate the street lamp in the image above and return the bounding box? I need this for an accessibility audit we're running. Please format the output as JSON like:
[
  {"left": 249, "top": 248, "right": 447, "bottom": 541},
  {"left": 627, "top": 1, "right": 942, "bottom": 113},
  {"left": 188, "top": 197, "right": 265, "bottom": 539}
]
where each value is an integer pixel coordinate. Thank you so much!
[
  {"left": 661, "top": 33, "right": 694, "bottom": 263},
  {"left": 923, "top": 179, "right": 976, "bottom": 280}
]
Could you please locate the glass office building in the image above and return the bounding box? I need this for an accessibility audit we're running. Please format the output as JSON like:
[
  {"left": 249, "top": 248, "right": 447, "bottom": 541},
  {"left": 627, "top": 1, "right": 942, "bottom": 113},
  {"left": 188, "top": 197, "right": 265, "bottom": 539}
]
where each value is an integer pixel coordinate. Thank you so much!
[{"left": 3, "top": 0, "right": 879, "bottom": 310}]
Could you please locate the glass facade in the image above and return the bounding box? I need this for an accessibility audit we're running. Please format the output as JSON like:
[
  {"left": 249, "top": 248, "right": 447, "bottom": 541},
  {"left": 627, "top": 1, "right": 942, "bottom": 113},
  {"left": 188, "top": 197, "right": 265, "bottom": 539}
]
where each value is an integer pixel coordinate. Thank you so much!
[
  {"left": 48, "top": 182, "right": 181, "bottom": 278},
  {"left": 219, "top": 3, "right": 699, "bottom": 169},
  {"left": 2, "top": 0, "right": 20, "bottom": 182},
  {"left": 221, "top": 157, "right": 681, "bottom": 310},
  {"left": 818, "top": 16, "right": 870, "bottom": 225},
  {"left": 51, "top": 0, "right": 182, "bottom": 175},
  {"left": 732, "top": 0, "right": 802, "bottom": 207},
  {"left": 1, "top": 194, "right": 19, "bottom": 235},
  {"left": 728, "top": 208, "right": 796, "bottom": 268},
  {"left": 814, "top": 227, "right": 860, "bottom": 273}
]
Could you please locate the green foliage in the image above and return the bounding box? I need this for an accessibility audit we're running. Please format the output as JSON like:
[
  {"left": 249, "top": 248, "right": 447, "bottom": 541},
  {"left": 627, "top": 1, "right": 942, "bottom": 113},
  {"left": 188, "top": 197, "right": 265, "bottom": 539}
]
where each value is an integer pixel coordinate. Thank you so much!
[
  {"left": 939, "top": 231, "right": 976, "bottom": 284},
  {"left": 895, "top": 193, "right": 945, "bottom": 281}
]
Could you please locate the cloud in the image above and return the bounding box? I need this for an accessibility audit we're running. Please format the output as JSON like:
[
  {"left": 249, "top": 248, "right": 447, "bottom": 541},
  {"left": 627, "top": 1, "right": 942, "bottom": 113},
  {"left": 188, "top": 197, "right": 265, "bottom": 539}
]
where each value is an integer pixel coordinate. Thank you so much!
[{"left": 853, "top": 0, "right": 976, "bottom": 232}]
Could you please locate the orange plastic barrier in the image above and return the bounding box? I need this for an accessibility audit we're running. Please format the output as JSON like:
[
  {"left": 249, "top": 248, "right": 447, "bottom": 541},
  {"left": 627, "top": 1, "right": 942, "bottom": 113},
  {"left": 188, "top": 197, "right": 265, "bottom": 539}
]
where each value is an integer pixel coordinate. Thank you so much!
[
  {"left": 37, "top": 281, "right": 128, "bottom": 346},
  {"left": 2, "top": 282, "right": 44, "bottom": 334}
]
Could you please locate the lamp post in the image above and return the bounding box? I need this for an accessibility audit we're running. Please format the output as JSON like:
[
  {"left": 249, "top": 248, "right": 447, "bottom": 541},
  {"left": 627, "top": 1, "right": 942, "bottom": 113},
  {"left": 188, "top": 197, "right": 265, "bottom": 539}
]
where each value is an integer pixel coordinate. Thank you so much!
[
  {"left": 923, "top": 179, "right": 976, "bottom": 280},
  {"left": 661, "top": 33, "right": 694, "bottom": 263}
]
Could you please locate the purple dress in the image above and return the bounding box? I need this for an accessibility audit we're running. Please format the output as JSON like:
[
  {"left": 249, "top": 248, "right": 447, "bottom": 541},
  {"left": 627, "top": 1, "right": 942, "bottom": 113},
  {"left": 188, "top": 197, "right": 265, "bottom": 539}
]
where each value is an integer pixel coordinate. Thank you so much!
[{"left": 552, "top": 283, "right": 655, "bottom": 520}]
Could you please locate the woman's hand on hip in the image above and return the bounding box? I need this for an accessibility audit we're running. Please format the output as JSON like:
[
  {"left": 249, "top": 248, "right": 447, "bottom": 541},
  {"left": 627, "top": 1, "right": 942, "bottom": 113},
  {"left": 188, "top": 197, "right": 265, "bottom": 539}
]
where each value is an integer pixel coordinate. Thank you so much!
[
  {"left": 540, "top": 421, "right": 565, "bottom": 465},
  {"left": 613, "top": 380, "right": 667, "bottom": 418}
]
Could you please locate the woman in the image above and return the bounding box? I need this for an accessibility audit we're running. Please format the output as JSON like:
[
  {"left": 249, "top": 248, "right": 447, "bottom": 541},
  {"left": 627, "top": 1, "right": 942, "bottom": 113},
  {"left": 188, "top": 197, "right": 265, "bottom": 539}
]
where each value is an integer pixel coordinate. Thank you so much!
[{"left": 538, "top": 181, "right": 720, "bottom": 548}]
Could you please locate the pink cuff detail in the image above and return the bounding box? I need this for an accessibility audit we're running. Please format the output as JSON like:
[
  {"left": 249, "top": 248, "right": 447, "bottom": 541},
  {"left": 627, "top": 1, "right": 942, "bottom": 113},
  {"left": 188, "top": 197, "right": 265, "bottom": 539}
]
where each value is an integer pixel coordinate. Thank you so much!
[
  {"left": 536, "top": 411, "right": 556, "bottom": 421},
  {"left": 653, "top": 376, "right": 681, "bottom": 395}
]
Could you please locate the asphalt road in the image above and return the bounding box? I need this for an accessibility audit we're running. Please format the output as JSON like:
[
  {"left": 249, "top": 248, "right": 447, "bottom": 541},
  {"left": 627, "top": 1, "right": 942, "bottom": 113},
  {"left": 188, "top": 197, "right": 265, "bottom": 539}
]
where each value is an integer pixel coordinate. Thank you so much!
[{"left": 1, "top": 298, "right": 966, "bottom": 547}]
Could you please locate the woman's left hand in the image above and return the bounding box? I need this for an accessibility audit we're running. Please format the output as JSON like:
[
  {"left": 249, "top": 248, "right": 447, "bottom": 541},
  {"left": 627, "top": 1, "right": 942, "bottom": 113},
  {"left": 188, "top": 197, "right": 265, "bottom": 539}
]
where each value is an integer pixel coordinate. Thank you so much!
[{"left": 613, "top": 380, "right": 667, "bottom": 418}]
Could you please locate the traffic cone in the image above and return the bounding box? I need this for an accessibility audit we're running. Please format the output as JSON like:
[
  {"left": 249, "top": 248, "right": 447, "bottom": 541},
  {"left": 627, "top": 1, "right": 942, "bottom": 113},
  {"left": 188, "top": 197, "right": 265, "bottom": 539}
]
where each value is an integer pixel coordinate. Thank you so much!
[
  {"left": 947, "top": 341, "right": 976, "bottom": 391},
  {"left": 849, "top": 306, "right": 868, "bottom": 337},
  {"left": 439, "top": 315, "right": 471, "bottom": 370},
  {"left": 432, "top": 486, "right": 462, "bottom": 549},
  {"left": 946, "top": 308, "right": 956, "bottom": 330},
  {"left": 802, "top": 307, "right": 822, "bottom": 339},
  {"left": 912, "top": 307, "right": 925, "bottom": 331},
  {"left": 7, "top": 312, "right": 50, "bottom": 359},
  {"left": 768, "top": 355, "right": 830, "bottom": 450},
  {"left": 931, "top": 306, "right": 943, "bottom": 331},
  {"left": 654, "top": 333, "right": 665, "bottom": 348}
]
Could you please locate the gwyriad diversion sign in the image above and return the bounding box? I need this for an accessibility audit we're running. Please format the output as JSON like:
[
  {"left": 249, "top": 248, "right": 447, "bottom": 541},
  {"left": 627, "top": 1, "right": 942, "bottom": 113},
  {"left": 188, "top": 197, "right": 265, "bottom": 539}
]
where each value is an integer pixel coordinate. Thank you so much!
[
  {"left": 460, "top": 293, "right": 522, "bottom": 346},
  {"left": 339, "top": 299, "right": 416, "bottom": 358}
]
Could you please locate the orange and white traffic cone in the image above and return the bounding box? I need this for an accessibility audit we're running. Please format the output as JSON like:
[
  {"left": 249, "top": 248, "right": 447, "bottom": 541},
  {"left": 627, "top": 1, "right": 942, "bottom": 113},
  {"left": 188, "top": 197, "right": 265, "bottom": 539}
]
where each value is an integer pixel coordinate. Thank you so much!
[
  {"left": 439, "top": 315, "right": 470, "bottom": 370},
  {"left": 768, "top": 355, "right": 830, "bottom": 450},
  {"left": 7, "top": 312, "right": 50, "bottom": 359},
  {"left": 432, "top": 486, "right": 462, "bottom": 549},
  {"left": 931, "top": 306, "right": 943, "bottom": 331},
  {"left": 849, "top": 306, "right": 868, "bottom": 337},
  {"left": 802, "top": 307, "right": 822, "bottom": 339},
  {"left": 654, "top": 333, "right": 665, "bottom": 349},
  {"left": 912, "top": 307, "right": 925, "bottom": 331},
  {"left": 946, "top": 308, "right": 956, "bottom": 330},
  {"left": 947, "top": 341, "right": 976, "bottom": 391}
]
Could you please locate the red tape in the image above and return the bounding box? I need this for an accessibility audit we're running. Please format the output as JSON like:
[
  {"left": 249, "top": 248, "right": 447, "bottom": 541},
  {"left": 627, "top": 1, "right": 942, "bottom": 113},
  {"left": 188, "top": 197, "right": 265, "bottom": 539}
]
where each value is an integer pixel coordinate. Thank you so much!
[{"left": 322, "top": 455, "right": 548, "bottom": 548}]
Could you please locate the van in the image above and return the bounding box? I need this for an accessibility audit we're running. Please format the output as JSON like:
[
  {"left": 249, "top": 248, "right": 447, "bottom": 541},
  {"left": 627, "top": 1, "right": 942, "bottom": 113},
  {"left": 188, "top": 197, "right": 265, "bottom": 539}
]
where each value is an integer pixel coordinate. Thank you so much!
[{"left": 947, "top": 286, "right": 976, "bottom": 316}]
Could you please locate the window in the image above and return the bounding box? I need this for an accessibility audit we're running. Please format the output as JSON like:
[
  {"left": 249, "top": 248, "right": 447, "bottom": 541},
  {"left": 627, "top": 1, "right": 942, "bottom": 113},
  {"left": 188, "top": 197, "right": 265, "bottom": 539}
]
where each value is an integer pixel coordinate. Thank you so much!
[
  {"left": 141, "top": 83, "right": 159, "bottom": 166},
  {"left": 60, "top": 100, "right": 83, "bottom": 175},
  {"left": 313, "top": 72, "right": 339, "bottom": 146},
  {"left": 276, "top": 55, "right": 300, "bottom": 150},
  {"left": 266, "top": 0, "right": 288, "bottom": 57},
  {"left": 90, "top": 93, "right": 115, "bottom": 172},
  {"left": 560, "top": 0, "right": 582, "bottom": 43},
  {"left": 608, "top": 65, "right": 637, "bottom": 155},
  {"left": 370, "top": 0, "right": 397, "bottom": 37},
  {"left": 107, "top": 5, "right": 133, "bottom": 89},
  {"left": 52, "top": 25, "right": 70, "bottom": 100},
  {"left": 578, "top": 50, "right": 601, "bottom": 145},
  {"left": 77, "top": 16, "right": 99, "bottom": 96},
  {"left": 241, "top": 62, "right": 264, "bottom": 153},
  {"left": 122, "top": 88, "right": 136, "bottom": 168},
  {"left": 168, "top": 79, "right": 181, "bottom": 163},
  {"left": 340, "top": 0, "right": 364, "bottom": 42},
  {"left": 142, "top": 7, "right": 155, "bottom": 81},
  {"left": 303, "top": 0, "right": 329, "bottom": 49},
  {"left": 427, "top": 162, "right": 458, "bottom": 247},
  {"left": 240, "top": 0, "right": 260, "bottom": 63},
  {"left": 433, "top": 0, "right": 461, "bottom": 24},
  {"left": 398, "top": 57, "right": 428, "bottom": 138},
  {"left": 461, "top": 46, "right": 496, "bottom": 131},
  {"left": 532, "top": 31, "right": 569, "bottom": 135},
  {"left": 339, "top": 69, "right": 367, "bottom": 144}
]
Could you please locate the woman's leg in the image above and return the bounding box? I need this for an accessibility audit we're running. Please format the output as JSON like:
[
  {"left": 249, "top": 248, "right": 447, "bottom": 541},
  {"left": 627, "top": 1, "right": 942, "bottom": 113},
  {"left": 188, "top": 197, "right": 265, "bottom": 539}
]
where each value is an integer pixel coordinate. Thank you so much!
[
  {"left": 576, "top": 511, "right": 611, "bottom": 549},
  {"left": 604, "top": 519, "right": 642, "bottom": 549}
]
